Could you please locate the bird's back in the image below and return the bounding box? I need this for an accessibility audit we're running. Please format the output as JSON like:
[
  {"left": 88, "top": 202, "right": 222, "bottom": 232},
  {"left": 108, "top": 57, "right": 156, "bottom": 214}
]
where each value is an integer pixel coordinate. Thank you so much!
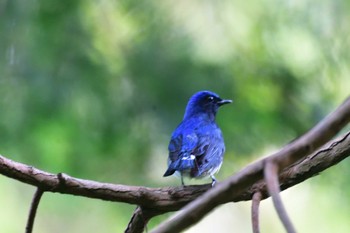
[{"left": 166, "top": 115, "right": 225, "bottom": 178}]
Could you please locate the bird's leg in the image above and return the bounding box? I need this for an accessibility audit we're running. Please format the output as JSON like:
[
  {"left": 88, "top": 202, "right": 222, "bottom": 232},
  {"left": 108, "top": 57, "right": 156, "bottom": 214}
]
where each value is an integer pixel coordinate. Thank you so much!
[
  {"left": 211, "top": 175, "right": 216, "bottom": 187},
  {"left": 181, "top": 174, "right": 185, "bottom": 186}
]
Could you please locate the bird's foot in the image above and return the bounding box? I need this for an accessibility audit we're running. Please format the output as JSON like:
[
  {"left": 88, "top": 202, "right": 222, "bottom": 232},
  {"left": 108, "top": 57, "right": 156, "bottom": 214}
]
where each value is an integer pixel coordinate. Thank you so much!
[{"left": 211, "top": 176, "right": 217, "bottom": 187}]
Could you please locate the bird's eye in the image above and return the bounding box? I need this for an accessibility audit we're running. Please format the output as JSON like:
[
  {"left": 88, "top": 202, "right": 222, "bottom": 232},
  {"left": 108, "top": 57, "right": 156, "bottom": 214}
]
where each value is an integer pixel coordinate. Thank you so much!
[{"left": 207, "top": 96, "right": 214, "bottom": 102}]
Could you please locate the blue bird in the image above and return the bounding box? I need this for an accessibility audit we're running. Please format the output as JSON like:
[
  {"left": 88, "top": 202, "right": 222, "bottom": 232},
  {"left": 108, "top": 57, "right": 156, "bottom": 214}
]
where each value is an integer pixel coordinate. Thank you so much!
[{"left": 163, "top": 91, "right": 232, "bottom": 186}]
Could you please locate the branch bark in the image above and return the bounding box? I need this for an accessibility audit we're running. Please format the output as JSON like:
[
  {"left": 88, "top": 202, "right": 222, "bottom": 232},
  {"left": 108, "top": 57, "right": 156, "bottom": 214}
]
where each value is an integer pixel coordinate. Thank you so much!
[
  {"left": 0, "top": 155, "right": 212, "bottom": 210},
  {"left": 0, "top": 131, "right": 349, "bottom": 232},
  {"left": 239, "top": 131, "right": 350, "bottom": 201}
]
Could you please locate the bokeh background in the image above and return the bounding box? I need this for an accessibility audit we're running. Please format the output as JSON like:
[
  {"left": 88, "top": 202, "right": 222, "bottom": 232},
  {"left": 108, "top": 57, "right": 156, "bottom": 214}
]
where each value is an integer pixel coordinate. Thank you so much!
[{"left": 1, "top": 0, "right": 350, "bottom": 232}]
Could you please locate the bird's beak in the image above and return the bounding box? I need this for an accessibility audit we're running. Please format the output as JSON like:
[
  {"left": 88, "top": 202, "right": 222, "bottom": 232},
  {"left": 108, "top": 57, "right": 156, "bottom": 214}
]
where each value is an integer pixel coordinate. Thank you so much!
[{"left": 218, "top": 99, "right": 233, "bottom": 106}]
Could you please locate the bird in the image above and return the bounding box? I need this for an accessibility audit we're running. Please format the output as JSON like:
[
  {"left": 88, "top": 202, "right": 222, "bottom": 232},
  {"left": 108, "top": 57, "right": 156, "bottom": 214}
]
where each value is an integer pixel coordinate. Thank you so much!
[{"left": 163, "top": 90, "right": 232, "bottom": 186}]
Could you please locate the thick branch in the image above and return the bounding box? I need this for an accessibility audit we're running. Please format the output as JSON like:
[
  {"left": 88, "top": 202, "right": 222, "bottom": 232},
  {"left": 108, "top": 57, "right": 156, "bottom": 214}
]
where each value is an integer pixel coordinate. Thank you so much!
[
  {"left": 0, "top": 131, "right": 349, "bottom": 224},
  {"left": 151, "top": 96, "right": 350, "bottom": 233},
  {"left": 0, "top": 131, "right": 349, "bottom": 222},
  {"left": 238, "top": 131, "right": 350, "bottom": 201},
  {"left": 0, "top": 155, "right": 211, "bottom": 211}
]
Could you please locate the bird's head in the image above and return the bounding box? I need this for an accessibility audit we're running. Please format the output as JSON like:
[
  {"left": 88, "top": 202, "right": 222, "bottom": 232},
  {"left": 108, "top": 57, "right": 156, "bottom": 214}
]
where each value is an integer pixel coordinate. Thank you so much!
[{"left": 183, "top": 91, "right": 232, "bottom": 121}]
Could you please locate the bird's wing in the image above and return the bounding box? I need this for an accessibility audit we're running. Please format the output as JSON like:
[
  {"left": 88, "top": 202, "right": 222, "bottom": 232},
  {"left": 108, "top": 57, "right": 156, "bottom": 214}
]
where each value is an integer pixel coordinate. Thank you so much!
[
  {"left": 168, "top": 130, "right": 199, "bottom": 162},
  {"left": 164, "top": 130, "right": 199, "bottom": 177},
  {"left": 190, "top": 128, "right": 225, "bottom": 177},
  {"left": 167, "top": 120, "right": 225, "bottom": 178}
]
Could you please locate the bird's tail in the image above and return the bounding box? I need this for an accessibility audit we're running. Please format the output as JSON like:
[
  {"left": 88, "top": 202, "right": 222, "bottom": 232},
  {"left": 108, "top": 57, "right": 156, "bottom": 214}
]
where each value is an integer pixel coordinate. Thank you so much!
[
  {"left": 163, "top": 155, "right": 196, "bottom": 177},
  {"left": 163, "top": 166, "right": 176, "bottom": 177}
]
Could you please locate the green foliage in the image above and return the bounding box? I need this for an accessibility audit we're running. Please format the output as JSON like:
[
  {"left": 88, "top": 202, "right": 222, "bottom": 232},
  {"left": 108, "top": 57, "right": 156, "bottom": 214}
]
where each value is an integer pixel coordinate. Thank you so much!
[{"left": 0, "top": 0, "right": 349, "bottom": 232}]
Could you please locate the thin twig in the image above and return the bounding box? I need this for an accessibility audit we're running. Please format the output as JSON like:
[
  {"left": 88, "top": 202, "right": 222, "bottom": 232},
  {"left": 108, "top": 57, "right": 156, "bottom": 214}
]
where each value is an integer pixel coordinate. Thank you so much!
[
  {"left": 26, "top": 188, "right": 44, "bottom": 233},
  {"left": 251, "top": 192, "right": 262, "bottom": 233},
  {"left": 264, "top": 161, "right": 296, "bottom": 233}
]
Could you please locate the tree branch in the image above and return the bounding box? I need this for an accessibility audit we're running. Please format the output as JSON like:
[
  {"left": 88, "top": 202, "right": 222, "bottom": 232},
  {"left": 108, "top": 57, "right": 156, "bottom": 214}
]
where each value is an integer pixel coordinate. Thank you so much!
[
  {"left": 0, "top": 155, "right": 211, "bottom": 211},
  {"left": 0, "top": 131, "right": 349, "bottom": 232},
  {"left": 151, "top": 96, "right": 350, "bottom": 233},
  {"left": 125, "top": 206, "right": 161, "bottom": 233},
  {"left": 251, "top": 192, "right": 262, "bottom": 233},
  {"left": 0, "top": 97, "right": 349, "bottom": 233},
  {"left": 239, "top": 131, "right": 350, "bottom": 201},
  {"left": 264, "top": 162, "right": 296, "bottom": 233},
  {"left": 25, "top": 188, "right": 44, "bottom": 233}
]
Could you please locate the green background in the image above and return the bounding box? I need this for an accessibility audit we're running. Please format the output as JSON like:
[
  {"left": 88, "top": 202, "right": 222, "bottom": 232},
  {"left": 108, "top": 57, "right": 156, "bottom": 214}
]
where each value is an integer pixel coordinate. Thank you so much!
[{"left": 0, "top": 0, "right": 350, "bottom": 232}]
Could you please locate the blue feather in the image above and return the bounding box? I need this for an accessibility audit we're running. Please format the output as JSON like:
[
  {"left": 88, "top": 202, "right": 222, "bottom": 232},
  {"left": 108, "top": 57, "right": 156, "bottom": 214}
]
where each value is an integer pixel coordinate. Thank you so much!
[{"left": 163, "top": 91, "right": 232, "bottom": 186}]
